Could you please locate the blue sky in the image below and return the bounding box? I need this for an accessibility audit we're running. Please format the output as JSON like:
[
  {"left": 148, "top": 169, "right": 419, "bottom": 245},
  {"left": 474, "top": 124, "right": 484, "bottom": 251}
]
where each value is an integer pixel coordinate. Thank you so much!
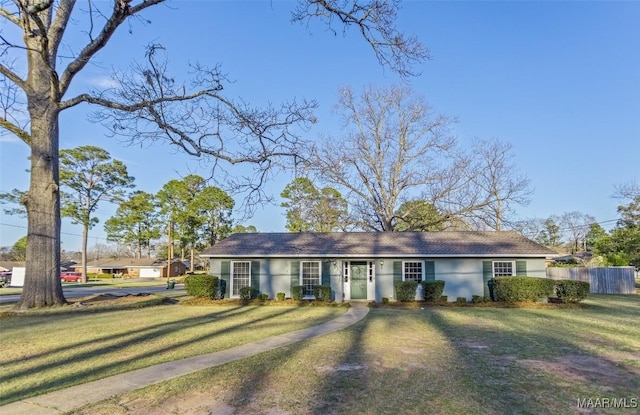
[{"left": 1, "top": 1, "right": 639, "bottom": 251}]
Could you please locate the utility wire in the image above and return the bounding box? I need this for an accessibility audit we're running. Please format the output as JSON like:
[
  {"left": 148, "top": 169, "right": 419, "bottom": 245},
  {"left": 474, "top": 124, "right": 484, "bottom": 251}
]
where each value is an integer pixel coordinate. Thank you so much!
[{"left": 0, "top": 222, "right": 111, "bottom": 241}]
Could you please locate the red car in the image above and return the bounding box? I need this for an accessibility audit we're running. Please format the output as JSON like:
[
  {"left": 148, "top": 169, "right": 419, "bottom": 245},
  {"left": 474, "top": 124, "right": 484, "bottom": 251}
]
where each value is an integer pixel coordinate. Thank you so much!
[{"left": 60, "top": 272, "right": 82, "bottom": 282}]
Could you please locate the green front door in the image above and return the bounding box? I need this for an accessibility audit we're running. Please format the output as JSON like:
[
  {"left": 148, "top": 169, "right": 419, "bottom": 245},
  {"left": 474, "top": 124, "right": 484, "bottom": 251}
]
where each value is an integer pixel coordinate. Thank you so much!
[{"left": 350, "top": 262, "right": 367, "bottom": 300}]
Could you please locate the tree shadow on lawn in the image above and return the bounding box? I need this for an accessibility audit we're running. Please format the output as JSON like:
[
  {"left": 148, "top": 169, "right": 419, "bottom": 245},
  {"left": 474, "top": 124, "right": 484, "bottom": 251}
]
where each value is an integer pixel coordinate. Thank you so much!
[
  {"left": 0, "top": 304, "right": 248, "bottom": 369},
  {"left": 1, "top": 305, "right": 328, "bottom": 405},
  {"left": 66, "top": 301, "right": 639, "bottom": 415},
  {"left": 424, "top": 307, "right": 640, "bottom": 414},
  {"left": 198, "top": 306, "right": 638, "bottom": 415},
  {"left": 209, "top": 308, "right": 517, "bottom": 414}
]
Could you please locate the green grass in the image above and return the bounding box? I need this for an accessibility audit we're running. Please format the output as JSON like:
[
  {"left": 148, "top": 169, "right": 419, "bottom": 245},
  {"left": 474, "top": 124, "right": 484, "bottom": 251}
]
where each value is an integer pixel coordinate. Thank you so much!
[
  {"left": 71, "top": 294, "right": 640, "bottom": 415},
  {"left": 0, "top": 304, "right": 346, "bottom": 405}
]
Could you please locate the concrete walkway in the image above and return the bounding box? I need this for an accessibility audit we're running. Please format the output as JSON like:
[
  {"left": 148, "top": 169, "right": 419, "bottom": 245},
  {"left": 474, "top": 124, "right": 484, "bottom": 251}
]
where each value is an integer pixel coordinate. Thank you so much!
[{"left": 0, "top": 303, "right": 370, "bottom": 415}]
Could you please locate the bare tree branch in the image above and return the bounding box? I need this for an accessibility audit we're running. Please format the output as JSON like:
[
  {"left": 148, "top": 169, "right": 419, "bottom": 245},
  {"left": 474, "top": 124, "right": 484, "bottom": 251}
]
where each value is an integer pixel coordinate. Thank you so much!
[
  {"left": 0, "top": 62, "right": 26, "bottom": 89},
  {"left": 47, "top": 0, "right": 76, "bottom": 61},
  {"left": 613, "top": 180, "right": 640, "bottom": 200},
  {"left": 0, "top": 3, "right": 21, "bottom": 26},
  {"left": 82, "top": 45, "right": 317, "bottom": 211},
  {"left": 292, "top": 0, "right": 429, "bottom": 77},
  {"left": 0, "top": 66, "right": 30, "bottom": 143},
  {"left": 307, "top": 85, "right": 456, "bottom": 231},
  {"left": 58, "top": 0, "right": 164, "bottom": 96}
]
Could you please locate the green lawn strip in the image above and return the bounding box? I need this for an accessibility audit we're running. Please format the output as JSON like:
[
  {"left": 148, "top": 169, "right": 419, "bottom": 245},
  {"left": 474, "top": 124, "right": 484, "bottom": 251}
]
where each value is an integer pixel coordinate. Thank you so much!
[
  {"left": 0, "top": 287, "right": 22, "bottom": 295},
  {"left": 0, "top": 305, "right": 346, "bottom": 405},
  {"left": 72, "top": 295, "right": 640, "bottom": 415}
]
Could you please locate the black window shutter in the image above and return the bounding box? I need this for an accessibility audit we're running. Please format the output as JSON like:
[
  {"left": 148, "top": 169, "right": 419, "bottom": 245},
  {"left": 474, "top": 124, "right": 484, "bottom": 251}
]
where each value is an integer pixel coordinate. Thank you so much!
[
  {"left": 321, "top": 261, "right": 331, "bottom": 286},
  {"left": 482, "top": 260, "right": 492, "bottom": 297},
  {"left": 251, "top": 261, "right": 260, "bottom": 289},
  {"left": 425, "top": 261, "right": 435, "bottom": 281},
  {"left": 221, "top": 261, "right": 230, "bottom": 297},
  {"left": 393, "top": 261, "right": 402, "bottom": 298},
  {"left": 290, "top": 261, "right": 300, "bottom": 292}
]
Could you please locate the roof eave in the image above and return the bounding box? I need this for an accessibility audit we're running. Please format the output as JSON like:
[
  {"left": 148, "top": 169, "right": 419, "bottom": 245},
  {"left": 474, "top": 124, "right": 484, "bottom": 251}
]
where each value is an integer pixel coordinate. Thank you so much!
[{"left": 200, "top": 253, "right": 556, "bottom": 259}]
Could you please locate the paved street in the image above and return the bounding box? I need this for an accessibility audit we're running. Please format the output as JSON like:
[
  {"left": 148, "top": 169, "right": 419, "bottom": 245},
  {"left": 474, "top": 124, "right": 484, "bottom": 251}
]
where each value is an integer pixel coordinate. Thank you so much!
[{"left": 0, "top": 283, "right": 184, "bottom": 304}]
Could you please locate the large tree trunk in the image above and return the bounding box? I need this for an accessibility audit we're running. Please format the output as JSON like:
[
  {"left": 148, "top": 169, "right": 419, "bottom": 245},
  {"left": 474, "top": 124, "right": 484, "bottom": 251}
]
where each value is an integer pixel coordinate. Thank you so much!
[
  {"left": 17, "top": 23, "right": 66, "bottom": 309},
  {"left": 17, "top": 83, "right": 66, "bottom": 308}
]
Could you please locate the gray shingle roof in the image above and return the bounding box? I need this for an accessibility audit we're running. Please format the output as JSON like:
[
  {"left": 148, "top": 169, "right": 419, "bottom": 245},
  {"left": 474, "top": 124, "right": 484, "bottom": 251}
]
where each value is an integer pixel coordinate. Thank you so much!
[{"left": 200, "top": 232, "right": 557, "bottom": 258}]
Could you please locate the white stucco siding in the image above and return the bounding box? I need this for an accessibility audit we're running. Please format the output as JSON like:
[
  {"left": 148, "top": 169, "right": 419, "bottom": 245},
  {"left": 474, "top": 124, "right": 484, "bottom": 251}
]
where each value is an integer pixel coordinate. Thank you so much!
[{"left": 435, "top": 259, "right": 484, "bottom": 300}]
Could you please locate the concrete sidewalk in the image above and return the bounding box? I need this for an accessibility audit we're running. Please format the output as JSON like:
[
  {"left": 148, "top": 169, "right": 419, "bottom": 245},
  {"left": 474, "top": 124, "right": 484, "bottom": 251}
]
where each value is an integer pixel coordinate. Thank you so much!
[{"left": 0, "top": 303, "right": 370, "bottom": 415}]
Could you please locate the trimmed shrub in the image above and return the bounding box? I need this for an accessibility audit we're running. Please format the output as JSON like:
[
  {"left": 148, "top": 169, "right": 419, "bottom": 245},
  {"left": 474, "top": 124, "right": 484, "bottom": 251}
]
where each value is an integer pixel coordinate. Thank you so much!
[
  {"left": 421, "top": 280, "right": 446, "bottom": 302},
  {"left": 493, "top": 277, "right": 556, "bottom": 302},
  {"left": 313, "top": 285, "right": 332, "bottom": 302},
  {"left": 382, "top": 297, "right": 389, "bottom": 304},
  {"left": 276, "top": 292, "right": 286, "bottom": 301},
  {"left": 395, "top": 281, "right": 419, "bottom": 302},
  {"left": 439, "top": 295, "right": 448, "bottom": 303},
  {"left": 184, "top": 274, "right": 219, "bottom": 298},
  {"left": 555, "top": 280, "right": 590, "bottom": 303},
  {"left": 456, "top": 296, "right": 467, "bottom": 304},
  {"left": 292, "top": 285, "right": 306, "bottom": 301},
  {"left": 257, "top": 293, "right": 269, "bottom": 301},
  {"left": 471, "top": 295, "right": 484, "bottom": 304},
  {"left": 239, "top": 286, "right": 259, "bottom": 300}
]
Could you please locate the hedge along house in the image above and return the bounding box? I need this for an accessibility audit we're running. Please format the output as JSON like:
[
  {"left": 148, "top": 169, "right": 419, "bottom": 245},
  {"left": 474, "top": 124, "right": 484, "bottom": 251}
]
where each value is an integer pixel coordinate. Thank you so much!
[{"left": 200, "top": 232, "right": 558, "bottom": 302}]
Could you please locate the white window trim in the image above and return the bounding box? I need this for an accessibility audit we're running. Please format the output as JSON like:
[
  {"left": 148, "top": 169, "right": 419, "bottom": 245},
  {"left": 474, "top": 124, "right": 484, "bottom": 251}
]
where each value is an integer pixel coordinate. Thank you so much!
[
  {"left": 402, "top": 260, "right": 424, "bottom": 282},
  {"left": 492, "top": 260, "right": 515, "bottom": 277},
  {"left": 300, "top": 260, "right": 322, "bottom": 299},
  {"left": 231, "top": 261, "right": 251, "bottom": 298}
]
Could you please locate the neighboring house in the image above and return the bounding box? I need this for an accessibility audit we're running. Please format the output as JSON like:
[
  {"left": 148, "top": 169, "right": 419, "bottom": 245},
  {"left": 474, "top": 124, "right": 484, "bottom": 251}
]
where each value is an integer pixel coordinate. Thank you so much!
[
  {"left": 60, "top": 260, "right": 78, "bottom": 272},
  {"left": 77, "top": 258, "right": 186, "bottom": 278},
  {"left": 200, "top": 232, "right": 558, "bottom": 302},
  {"left": 553, "top": 252, "right": 593, "bottom": 265},
  {"left": 0, "top": 261, "right": 25, "bottom": 274}
]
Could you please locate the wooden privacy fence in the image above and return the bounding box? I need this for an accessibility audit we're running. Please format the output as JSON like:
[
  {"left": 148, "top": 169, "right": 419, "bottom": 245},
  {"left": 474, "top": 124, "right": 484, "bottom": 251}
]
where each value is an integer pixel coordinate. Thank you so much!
[{"left": 546, "top": 267, "right": 636, "bottom": 294}]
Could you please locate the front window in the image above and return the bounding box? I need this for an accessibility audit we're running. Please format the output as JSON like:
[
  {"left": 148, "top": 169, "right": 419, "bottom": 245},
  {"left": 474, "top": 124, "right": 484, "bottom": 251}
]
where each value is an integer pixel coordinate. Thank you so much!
[
  {"left": 403, "top": 261, "right": 423, "bottom": 282},
  {"left": 301, "top": 261, "right": 321, "bottom": 296},
  {"left": 232, "top": 261, "right": 251, "bottom": 296},
  {"left": 493, "top": 261, "right": 514, "bottom": 277}
]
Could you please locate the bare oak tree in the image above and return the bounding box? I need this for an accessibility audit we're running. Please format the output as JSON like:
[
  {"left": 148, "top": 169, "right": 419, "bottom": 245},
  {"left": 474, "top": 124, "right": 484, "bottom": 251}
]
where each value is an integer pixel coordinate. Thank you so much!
[
  {"left": 308, "top": 85, "right": 456, "bottom": 231},
  {"left": 308, "top": 85, "right": 531, "bottom": 231},
  {"left": 465, "top": 138, "right": 532, "bottom": 231},
  {"left": 1, "top": 1, "right": 426, "bottom": 308},
  {"left": 560, "top": 211, "right": 596, "bottom": 254}
]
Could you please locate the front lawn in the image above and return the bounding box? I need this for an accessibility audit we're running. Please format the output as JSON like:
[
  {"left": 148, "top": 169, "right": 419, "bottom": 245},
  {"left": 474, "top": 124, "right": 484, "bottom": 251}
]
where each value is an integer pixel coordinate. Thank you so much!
[
  {"left": 72, "top": 294, "right": 640, "bottom": 415},
  {"left": 0, "top": 304, "right": 347, "bottom": 405}
]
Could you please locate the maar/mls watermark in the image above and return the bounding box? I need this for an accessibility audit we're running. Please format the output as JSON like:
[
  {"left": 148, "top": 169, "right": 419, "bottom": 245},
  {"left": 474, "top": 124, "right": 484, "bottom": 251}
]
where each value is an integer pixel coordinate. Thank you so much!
[{"left": 577, "top": 397, "right": 638, "bottom": 409}]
